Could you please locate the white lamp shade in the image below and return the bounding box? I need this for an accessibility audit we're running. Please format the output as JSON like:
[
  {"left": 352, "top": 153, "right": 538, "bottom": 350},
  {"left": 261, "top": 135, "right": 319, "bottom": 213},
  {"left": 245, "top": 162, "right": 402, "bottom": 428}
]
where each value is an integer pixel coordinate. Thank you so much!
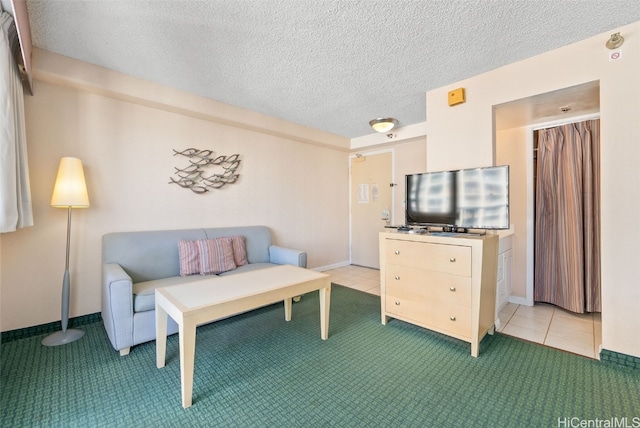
[
  {"left": 51, "top": 157, "right": 90, "bottom": 208},
  {"left": 369, "top": 118, "right": 398, "bottom": 133}
]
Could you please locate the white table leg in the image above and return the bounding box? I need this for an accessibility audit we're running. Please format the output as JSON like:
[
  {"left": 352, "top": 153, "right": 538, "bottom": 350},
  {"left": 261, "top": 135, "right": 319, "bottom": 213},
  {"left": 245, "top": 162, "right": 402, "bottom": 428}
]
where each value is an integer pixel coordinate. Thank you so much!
[
  {"left": 319, "top": 284, "right": 331, "bottom": 340},
  {"left": 284, "top": 297, "right": 292, "bottom": 321},
  {"left": 180, "top": 321, "right": 197, "bottom": 408},
  {"left": 156, "top": 304, "right": 168, "bottom": 368}
]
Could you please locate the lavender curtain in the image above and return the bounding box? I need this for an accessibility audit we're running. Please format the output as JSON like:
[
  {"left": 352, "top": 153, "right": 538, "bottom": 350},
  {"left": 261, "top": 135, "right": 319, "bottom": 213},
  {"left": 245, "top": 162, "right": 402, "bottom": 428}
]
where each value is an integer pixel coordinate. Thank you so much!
[
  {"left": 0, "top": 11, "right": 32, "bottom": 233},
  {"left": 534, "top": 119, "right": 600, "bottom": 313}
]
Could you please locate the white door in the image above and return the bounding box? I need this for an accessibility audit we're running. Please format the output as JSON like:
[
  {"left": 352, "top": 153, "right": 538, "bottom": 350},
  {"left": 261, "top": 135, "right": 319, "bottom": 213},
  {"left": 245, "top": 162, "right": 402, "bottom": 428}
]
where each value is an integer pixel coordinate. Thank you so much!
[{"left": 351, "top": 152, "right": 393, "bottom": 268}]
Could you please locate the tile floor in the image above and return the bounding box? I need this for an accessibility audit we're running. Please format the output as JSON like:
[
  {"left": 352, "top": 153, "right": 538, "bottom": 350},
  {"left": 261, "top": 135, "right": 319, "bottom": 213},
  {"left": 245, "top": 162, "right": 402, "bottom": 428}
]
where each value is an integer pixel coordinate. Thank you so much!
[
  {"left": 497, "top": 301, "right": 602, "bottom": 359},
  {"left": 324, "top": 264, "right": 602, "bottom": 359},
  {"left": 325, "top": 264, "right": 381, "bottom": 296}
]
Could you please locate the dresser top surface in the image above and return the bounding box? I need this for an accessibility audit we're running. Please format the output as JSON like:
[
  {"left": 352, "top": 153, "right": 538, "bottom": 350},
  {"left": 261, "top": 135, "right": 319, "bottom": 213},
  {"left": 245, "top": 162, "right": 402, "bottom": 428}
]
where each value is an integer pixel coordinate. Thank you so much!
[{"left": 381, "top": 230, "right": 498, "bottom": 244}]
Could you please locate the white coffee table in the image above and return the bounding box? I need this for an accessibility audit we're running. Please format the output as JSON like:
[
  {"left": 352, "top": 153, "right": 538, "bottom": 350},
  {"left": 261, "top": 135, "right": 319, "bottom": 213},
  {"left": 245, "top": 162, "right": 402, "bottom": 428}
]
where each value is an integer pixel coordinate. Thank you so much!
[{"left": 155, "top": 264, "right": 331, "bottom": 408}]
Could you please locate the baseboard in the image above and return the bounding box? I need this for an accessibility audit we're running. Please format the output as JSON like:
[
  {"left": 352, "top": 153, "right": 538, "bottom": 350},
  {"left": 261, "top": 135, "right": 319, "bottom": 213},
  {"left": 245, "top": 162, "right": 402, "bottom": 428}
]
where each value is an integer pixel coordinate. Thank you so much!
[
  {"left": 2, "top": 262, "right": 352, "bottom": 344},
  {"left": 600, "top": 349, "right": 640, "bottom": 370},
  {"left": 508, "top": 296, "right": 529, "bottom": 306},
  {"left": 313, "top": 260, "right": 351, "bottom": 272},
  {"left": 1, "top": 312, "right": 102, "bottom": 344}
]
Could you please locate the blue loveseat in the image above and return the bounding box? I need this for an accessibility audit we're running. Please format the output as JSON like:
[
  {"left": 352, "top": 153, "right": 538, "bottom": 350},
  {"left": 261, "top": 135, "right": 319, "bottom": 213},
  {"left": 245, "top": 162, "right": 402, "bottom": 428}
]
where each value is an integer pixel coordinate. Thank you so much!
[{"left": 101, "top": 226, "right": 307, "bottom": 356}]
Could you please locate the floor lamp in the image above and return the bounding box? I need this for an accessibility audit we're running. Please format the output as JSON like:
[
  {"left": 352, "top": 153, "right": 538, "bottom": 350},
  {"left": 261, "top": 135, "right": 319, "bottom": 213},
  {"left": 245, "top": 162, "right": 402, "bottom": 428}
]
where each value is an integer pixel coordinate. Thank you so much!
[{"left": 42, "top": 157, "right": 90, "bottom": 346}]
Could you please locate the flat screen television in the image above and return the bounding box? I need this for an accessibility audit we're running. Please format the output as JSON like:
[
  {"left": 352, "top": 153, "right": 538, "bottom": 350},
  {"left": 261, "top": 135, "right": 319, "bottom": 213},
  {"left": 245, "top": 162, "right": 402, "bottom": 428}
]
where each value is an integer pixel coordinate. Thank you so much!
[{"left": 405, "top": 165, "right": 509, "bottom": 230}]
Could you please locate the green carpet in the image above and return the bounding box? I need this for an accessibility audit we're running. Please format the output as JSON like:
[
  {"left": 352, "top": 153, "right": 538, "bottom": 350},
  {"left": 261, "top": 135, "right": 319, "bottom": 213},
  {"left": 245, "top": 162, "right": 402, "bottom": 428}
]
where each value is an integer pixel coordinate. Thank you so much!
[{"left": 1, "top": 285, "right": 638, "bottom": 427}]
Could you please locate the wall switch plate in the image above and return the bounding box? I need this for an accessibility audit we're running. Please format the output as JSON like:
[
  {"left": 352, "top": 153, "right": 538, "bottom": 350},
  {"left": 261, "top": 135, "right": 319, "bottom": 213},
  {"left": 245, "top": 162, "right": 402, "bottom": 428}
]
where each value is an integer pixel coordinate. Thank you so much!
[{"left": 448, "top": 88, "right": 466, "bottom": 106}]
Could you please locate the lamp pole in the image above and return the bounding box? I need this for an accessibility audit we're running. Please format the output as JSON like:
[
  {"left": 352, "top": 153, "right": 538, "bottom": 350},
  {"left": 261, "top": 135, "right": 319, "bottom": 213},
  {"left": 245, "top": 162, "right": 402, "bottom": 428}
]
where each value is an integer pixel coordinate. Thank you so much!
[
  {"left": 42, "top": 206, "right": 85, "bottom": 346},
  {"left": 60, "top": 206, "right": 72, "bottom": 333}
]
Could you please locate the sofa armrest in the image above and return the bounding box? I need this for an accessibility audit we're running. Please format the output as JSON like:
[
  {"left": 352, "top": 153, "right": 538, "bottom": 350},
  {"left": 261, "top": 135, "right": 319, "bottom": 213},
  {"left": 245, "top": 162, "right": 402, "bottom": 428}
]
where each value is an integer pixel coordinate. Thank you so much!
[
  {"left": 269, "top": 245, "right": 307, "bottom": 268},
  {"left": 102, "top": 263, "right": 135, "bottom": 353}
]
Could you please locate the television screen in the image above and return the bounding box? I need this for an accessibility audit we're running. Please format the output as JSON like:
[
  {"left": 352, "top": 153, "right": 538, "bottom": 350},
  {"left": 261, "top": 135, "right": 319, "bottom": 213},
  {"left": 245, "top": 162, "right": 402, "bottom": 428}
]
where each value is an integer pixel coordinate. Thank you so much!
[
  {"left": 405, "top": 170, "right": 457, "bottom": 226},
  {"left": 405, "top": 165, "right": 509, "bottom": 230},
  {"left": 456, "top": 165, "right": 509, "bottom": 229}
]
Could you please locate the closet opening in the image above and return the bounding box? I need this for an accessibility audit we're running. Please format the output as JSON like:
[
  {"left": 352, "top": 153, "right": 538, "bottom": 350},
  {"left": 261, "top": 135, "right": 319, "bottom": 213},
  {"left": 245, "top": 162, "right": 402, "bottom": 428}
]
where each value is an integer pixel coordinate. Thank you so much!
[
  {"left": 493, "top": 80, "right": 602, "bottom": 358},
  {"left": 532, "top": 119, "right": 601, "bottom": 314}
]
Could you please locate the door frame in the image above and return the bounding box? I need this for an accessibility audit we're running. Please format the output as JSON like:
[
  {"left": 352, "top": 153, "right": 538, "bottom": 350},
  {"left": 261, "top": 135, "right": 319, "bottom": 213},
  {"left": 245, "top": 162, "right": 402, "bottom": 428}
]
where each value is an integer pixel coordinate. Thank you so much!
[{"left": 348, "top": 148, "right": 395, "bottom": 265}]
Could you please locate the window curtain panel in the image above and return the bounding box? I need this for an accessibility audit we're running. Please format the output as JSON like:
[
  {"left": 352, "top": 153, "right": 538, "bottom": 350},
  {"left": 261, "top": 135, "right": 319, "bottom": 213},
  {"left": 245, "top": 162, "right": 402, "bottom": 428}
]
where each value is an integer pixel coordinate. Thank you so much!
[
  {"left": 0, "top": 11, "right": 33, "bottom": 233},
  {"left": 534, "top": 119, "right": 601, "bottom": 313}
]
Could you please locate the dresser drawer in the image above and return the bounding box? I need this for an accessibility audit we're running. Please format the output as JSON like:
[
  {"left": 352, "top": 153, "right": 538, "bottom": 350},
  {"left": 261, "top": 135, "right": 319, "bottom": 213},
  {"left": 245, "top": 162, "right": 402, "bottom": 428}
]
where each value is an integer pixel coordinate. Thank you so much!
[
  {"left": 385, "top": 294, "right": 471, "bottom": 339},
  {"left": 422, "top": 302, "right": 472, "bottom": 339},
  {"left": 385, "top": 239, "right": 471, "bottom": 276},
  {"left": 385, "top": 265, "right": 471, "bottom": 308}
]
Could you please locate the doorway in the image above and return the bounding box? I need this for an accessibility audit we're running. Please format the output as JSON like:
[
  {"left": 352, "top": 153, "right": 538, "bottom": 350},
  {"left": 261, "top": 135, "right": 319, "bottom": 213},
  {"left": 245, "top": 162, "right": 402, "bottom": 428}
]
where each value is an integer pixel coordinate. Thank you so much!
[
  {"left": 492, "top": 81, "right": 600, "bottom": 307},
  {"left": 493, "top": 82, "right": 602, "bottom": 358},
  {"left": 533, "top": 120, "right": 601, "bottom": 314},
  {"left": 495, "top": 118, "right": 603, "bottom": 358},
  {"left": 350, "top": 151, "right": 393, "bottom": 269}
]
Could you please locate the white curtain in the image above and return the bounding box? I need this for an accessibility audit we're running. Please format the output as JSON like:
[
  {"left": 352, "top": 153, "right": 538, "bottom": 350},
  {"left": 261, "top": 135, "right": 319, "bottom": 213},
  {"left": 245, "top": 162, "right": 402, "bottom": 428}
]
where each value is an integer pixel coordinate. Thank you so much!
[{"left": 0, "top": 11, "right": 33, "bottom": 233}]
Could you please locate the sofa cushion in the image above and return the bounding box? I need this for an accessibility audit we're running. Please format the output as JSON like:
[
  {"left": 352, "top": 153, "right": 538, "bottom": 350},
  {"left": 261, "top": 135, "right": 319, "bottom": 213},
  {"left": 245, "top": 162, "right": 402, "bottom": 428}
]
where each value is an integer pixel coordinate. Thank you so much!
[
  {"left": 132, "top": 264, "right": 278, "bottom": 312},
  {"left": 230, "top": 235, "right": 248, "bottom": 266},
  {"left": 203, "top": 226, "right": 272, "bottom": 264},
  {"left": 216, "top": 262, "right": 277, "bottom": 276},
  {"left": 178, "top": 240, "right": 200, "bottom": 276},
  {"left": 132, "top": 275, "right": 209, "bottom": 312},
  {"left": 197, "top": 237, "right": 236, "bottom": 275}
]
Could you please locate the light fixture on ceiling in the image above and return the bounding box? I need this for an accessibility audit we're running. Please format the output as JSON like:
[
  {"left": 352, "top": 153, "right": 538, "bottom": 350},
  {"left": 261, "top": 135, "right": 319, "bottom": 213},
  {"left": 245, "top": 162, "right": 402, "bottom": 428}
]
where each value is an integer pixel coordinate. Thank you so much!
[
  {"left": 369, "top": 118, "right": 398, "bottom": 133},
  {"left": 605, "top": 32, "right": 624, "bottom": 49}
]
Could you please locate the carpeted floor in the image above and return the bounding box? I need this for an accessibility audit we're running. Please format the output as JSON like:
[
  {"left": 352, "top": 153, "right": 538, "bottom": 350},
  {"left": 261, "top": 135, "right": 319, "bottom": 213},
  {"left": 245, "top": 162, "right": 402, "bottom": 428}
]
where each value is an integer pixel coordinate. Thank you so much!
[{"left": 1, "top": 285, "right": 639, "bottom": 427}]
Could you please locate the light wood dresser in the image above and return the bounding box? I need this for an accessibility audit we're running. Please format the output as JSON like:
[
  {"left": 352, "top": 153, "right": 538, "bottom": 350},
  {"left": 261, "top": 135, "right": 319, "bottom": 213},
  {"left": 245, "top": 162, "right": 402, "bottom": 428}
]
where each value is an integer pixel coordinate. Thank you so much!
[{"left": 379, "top": 231, "right": 499, "bottom": 357}]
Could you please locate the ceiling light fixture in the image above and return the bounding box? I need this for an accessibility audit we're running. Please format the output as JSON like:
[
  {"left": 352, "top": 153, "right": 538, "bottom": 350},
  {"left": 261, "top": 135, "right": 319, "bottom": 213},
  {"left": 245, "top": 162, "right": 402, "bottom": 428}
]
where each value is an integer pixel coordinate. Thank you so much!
[
  {"left": 369, "top": 118, "right": 398, "bottom": 133},
  {"left": 605, "top": 32, "right": 624, "bottom": 49}
]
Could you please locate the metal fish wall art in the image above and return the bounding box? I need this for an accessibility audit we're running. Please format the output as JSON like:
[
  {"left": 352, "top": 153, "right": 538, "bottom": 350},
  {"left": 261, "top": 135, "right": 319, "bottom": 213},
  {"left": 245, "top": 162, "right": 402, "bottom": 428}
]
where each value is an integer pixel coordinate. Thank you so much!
[{"left": 169, "top": 148, "right": 241, "bottom": 194}]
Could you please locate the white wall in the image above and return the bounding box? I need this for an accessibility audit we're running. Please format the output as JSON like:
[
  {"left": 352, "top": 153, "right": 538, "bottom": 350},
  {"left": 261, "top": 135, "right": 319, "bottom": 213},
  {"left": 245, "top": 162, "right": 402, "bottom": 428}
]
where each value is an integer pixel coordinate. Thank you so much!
[
  {"left": 496, "top": 127, "right": 527, "bottom": 300},
  {"left": 426, "top": 22, "right": 640, "bottom": 358},
  {"left": 0, "top": 50, "right": 351, "bottom": 331},
  {"left": 392, "top": 138, "right": 427, "bottom": 224}
]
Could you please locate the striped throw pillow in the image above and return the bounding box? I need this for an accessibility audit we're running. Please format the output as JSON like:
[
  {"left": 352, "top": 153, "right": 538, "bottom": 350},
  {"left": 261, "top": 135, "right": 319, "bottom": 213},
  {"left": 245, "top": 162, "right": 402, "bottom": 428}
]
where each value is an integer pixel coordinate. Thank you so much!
[
  {"left": 197, "top": 237, "right": 237, "bottom": 275},
  {"left": 177, "top": 240, "right": 200, "bottom": 277},
  {"left": 230, "top": 235, "right": 248, "bottom": 266}
]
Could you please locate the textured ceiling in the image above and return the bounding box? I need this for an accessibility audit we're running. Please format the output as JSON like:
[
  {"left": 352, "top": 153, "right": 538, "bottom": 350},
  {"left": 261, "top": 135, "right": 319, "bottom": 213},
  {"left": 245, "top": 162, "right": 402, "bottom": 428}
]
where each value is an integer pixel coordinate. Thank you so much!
[{"left": 22, "top": 0, "right": 640, "bottom": 138}]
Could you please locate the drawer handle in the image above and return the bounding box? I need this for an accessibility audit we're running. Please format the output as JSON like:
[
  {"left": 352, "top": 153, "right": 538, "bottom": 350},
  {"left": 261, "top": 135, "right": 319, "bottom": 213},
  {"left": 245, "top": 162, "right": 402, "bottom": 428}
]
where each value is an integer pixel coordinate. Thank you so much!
[
  {"left": 450, "top": 316, "right": 456, "bottom": 321},
  {"left": 395, "top": 301, "right": 401, "bottom": 306},
  {"left": 394, "top": 275, "right": 400, "bottom": 280},
  {"left": 449, "top": 257, "right": 456, "bottom": 262},
  {"left": 449, "top": 287, "right": 456, "bottom": 292},
  {"left": 394, "top": 250, "right": 400, "bottom": 255}
]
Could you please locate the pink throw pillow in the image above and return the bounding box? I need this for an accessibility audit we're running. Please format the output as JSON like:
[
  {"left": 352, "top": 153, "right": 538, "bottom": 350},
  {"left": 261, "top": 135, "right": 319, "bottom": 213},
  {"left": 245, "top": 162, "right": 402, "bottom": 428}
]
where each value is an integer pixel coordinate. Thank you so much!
[
  {"left": 178, "top": 240, "right": 200, "bottom": 277},
  {"left": 230, "top": 235, "right": 248, "bottom": 266},
  {"left": 197, "top": 237, "right": 237, "bottom": 275}
]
